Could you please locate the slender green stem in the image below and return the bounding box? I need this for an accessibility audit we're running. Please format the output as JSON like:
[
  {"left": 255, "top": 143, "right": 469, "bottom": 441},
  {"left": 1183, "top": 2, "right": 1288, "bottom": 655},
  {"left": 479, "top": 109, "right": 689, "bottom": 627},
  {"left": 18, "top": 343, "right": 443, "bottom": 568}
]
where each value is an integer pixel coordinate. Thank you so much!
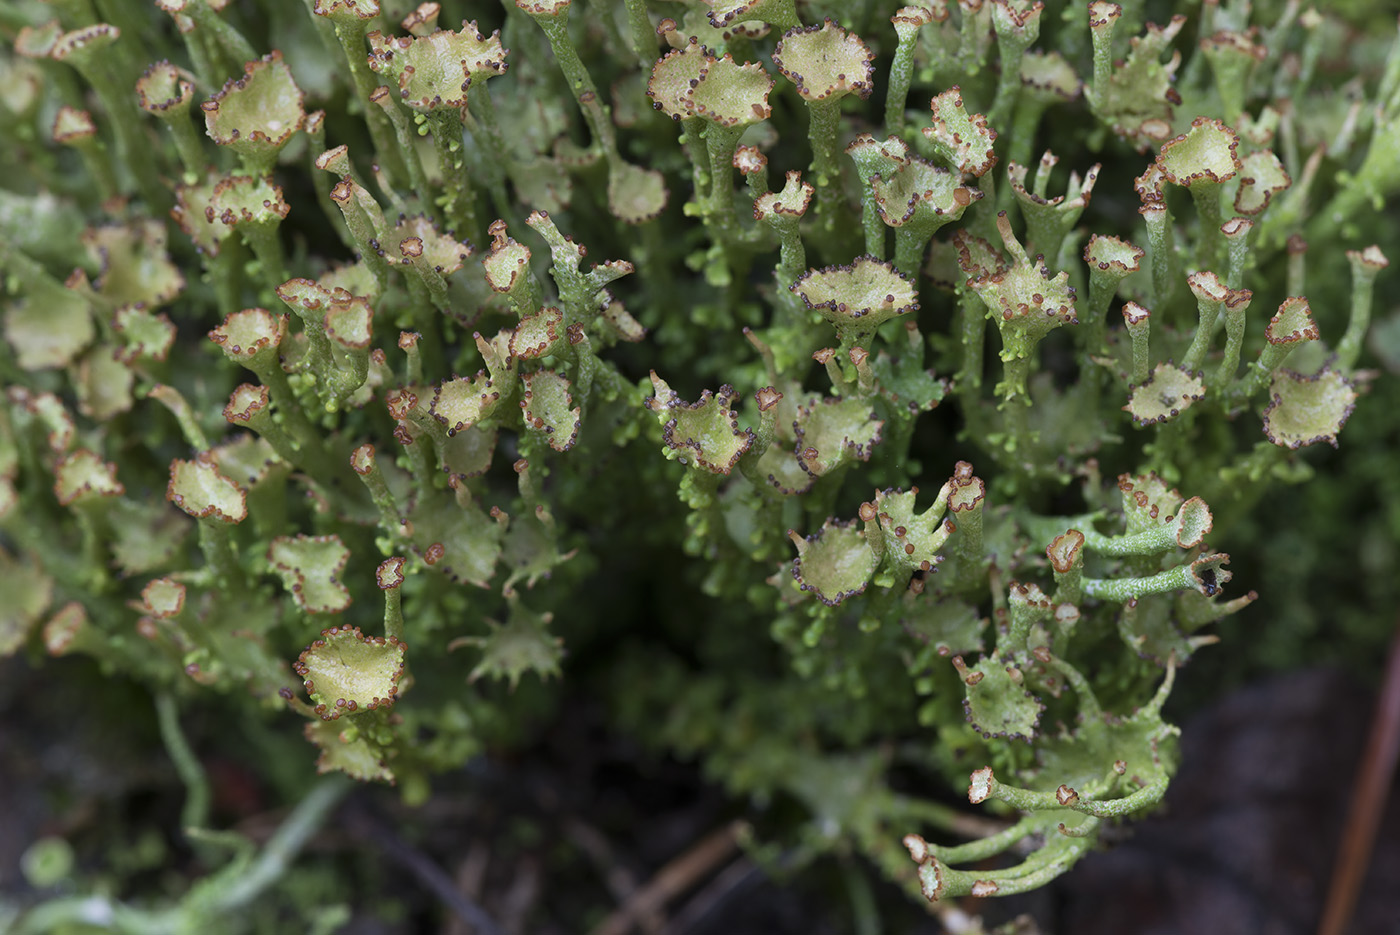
[
  {"left": 842, "top": 861, "right": 880, "bottom": 935},
  {"left": 1007, "top": 99, "right": 1047, "bottom": 172},
  {"left": 1337, "top": 251, "right": 1382, "bottom": 370},
  {"left": 237, "top": 223, "right": 288, "bottom": 298},
  {"left": 703, "top": 122, "right": 745, "bottom": 246},
  {"left": 1188, "top": 181, "right": 1224, "bottom": 271},
  {"left": 893, "top": 226, "right": 932, "bottom": 278},
  {"left": 957, "top": 293, "right": 985, "bottom": 402},
  {"left": 1125, "top": 312, "right": 1151, "bottom": 386},
  {"left": 1079, "top": 524, "right": 1177, "bottom": 557},
  {"left": 196, "top": 518, "right": 241, "bottom": 588},
  {"left": 383, "top": 585, "right": 404, "bottom": 642},
  {"left": 210, "top": 245, "right": 241, "bottom": 321},
  {"left": 679, "top": 116, "right": 710, "bottom": 199},
  {"left": 885, "top": 20, "right": 922, "bottom": 135},
  {"left": 531, "top": 10, "right": 620, "bottom": 160},
  {"left": 943, "top": 837, "right": 1096, "bottom": 898},
  {"left": 930, "top": 814, "right": 1044, "bottom": 865},
  {"left": 355, "top": 453, "right": 402, "bottom": 533},
  {"left": 329, "top": 19, "right": 408, "bottom": 186},
  {"left": 402, "top": 431, "right": 436, "bottom": 495},
  {"left": 859, "top": 191, "right": 886, "bottom": 259},
  {"left": 66, "top": 55, "right": 166, "bottom": 211},
  {"left": 329, "top": 179, "right": 392, "bottom": 292},
  {"left": 1082, "top": 562, "right": 1195, "bottom": 602},
  {"left": 186, "top": 0, "right": 258, "bottom": 73},
  {"left": 162, "top": 113, "right": 208, "bottom": 179},
  {"left": 622, "top": 0, "right": 654, "bottom": 68},
  {"left": 769, "top": 215, "right": 807, "bottom": 290},
  {"left": 1216, "top": 298, "right": 1248, "bottom": 388},
  {"left": 427, "top": 110, "right": 479, "bottom": 245},
  {"left": 246, "top": 359, "right": 334, "bottom": 471},
  {"left": 1083, "top": 270, "right": 1125, "bottom": 354},
  {"left": 215, "top": 776, "right": 352, "bottom": 911},
  {"left": 155, "top": 693, "right": 211, "bottom": 834},
  {"left": 467, "top": 86, "right": 516, "bottom": 222},
  {"left": 807, "top": 98, "right": 843, "bottom": 231},
  {"left": 71, "top": 139, "right": 121, "bottom": 205},
  {"left": 374, "top": 92, "right": 431, "bottom": 210},
  {"left": 147, "top": 384, "right": 210, "bottom": 450},
  {"left": 71, "top": 506, "right": 110, "bottom": 592},
  {"left": 1223, "top": 221, "right": 1252, "bottom": 291},
  {"left": 987, "top": 47, "right": 1028, "bottom": 134},
  {"left": 181, "top": 25, "right": 221, "bottom": 90},
  {"left": 1181, "top": 293, "right": 1221, "bottom": 374},
  {"left": 1142, "top": 204, "right": 1179, "bottom": 313}
]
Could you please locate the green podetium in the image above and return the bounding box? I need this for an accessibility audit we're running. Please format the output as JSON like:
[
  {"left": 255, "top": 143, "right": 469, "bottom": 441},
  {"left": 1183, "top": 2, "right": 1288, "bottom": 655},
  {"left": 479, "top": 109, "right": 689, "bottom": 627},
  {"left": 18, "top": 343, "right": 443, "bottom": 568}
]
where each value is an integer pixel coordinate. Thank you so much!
[{"left": 1, "top": 0, "right": 1397, "bottom": 926}]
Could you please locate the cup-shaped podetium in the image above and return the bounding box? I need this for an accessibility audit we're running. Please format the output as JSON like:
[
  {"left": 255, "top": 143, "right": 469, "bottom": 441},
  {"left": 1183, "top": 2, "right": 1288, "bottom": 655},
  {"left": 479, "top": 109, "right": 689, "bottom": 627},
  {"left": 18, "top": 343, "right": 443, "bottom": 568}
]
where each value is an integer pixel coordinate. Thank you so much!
[
  {"left": 1181, "top": 270, "right": 1249, "bottom": 373},
  {"left": 754, "top": 170, "right": 815, "bottom": 223},
  {"left": 54, "top": 450, "right": 124, "bottom": 508},
  {"left": 1085, "top": 7, "right": 1185, "bottom": 148},
  {"left": 1262, "top": 296, "right": 1320, "bottom": 365},
  {"left": 519, "top": 370, "right": 582, "bottom": 453},
  {"left": 1335, "top": 245, "right": 1389, "bottom": 370},
  {"left": 681, "top": 53, "right": 774, "bottom": 129},
  {"left": 846, "top": 133, "right": 912, "bottom": 184},
  {"left": 137, "top": 61, "right": 205, "bottom": 174},
  {"left": 789, "top": 518, "right": 879, "bottom": 606},
  {"left": 773, "top": 20, "right": 874, "bottom": 196},
  {"left": 201, "top": 52, "right": 306, "bottom": 174},
  {"left": 400, "top": 3, "right": 439, "bottom": 35},
  {"left": 870, "top": 155, "right": 981, "bottom": 274},
  {"left": 1005, "top": 49, "right": 1083, "bottom": 174},
  {"left": 1082, "top": 233, "right": 1144, "bottom": 338},
  {"left": 313, "top": 0, "right": 380, "bottom": 30},
  {"left": 482, "top": 220, "right": 535, "bottom": 306},
  {"left": 140, "top": 578, "right": 187, "bottom": 620},
  {"left": 645, "top": 372, "right": 755, "bottom": 475},
  {"left": 1123, "top": 361, "right": 1206, "bottom": 427},
  {"left": 707, "top": 0, "right": 800, "bottom": 31},
  {"left": 792, "top": 395, "right": 884, "bottom": 479},
  {"left": 294, "top": 624, "right": 407, "bottom": 721},
  {"left": 1199, "top": 29, "right": 1265, "bottom": 126},
  {"left": 1233, "top": 149, "right": 1291, "bottom": 217},
  {"left": 772, "top": 19, "right": 874, "bottom": 105},
  {"left": 924, "top": 87, "right": 998, "bottom": 178},
  {"left": 323, "top": 294, "right": 373, "bottom": 352},
  {"left": 647, "top": 41, "right": 711, "bottom": 121},
  {"left": 1156, "top": 116, "right": 1241, "bottom": 189},
  {"left": 51, "top": 106, "right": 98, "bottom": 147},
  {"left": 202, "top": 174, "right": 290, "bottom": 244},
  {"left": 81, "top": 220, "right": 185, "bottom": 310},
  {"left": 966, "top": 212, "right": 1077, "bottom": 397},
  {"left": 1262, "top": 367, "right": 1358, "bottom": 450},
  {"left": 209, "top": 307, "right": 288, "bottom": 375},
  {"left": 268, "top": 534, "right": 353, "bottom": 615},
  {"left": 167, "top": 452, "right": 248, "bottom": 524},
  {"left": 869, "top": 486, "right": 954, "bottom": 575},
  {"left": 136, "top": 60, "right": 196, "bottom": 118},
  {"left": 1155, "top": 117, "right": 1241, "bottom": 265},
  {"left": 366, "top": 21, "right": 507, "bottom": 112},
  {"left": 377, "top": 214, "right": 472, "bottom": 300},
  {"left": 170, "top": 175, "right": 232, "bottom": 257},
  {"left": 1006, "top": 152, "right": 1099, "bottom": 262},
  {"left": 791, "top": 256, "right": 919, "bottom": 350},
  {"left": 868, "top": 158, "right": 980, "bottom": 232}
]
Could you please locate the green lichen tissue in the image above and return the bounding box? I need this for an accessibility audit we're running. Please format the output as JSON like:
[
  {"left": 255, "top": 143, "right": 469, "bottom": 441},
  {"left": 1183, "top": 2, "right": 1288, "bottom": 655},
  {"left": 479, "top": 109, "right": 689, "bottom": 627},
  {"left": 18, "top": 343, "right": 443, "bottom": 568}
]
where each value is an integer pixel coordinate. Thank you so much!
[{"left": 1, "top": 0, "right": 1397, "bottom": 928}]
